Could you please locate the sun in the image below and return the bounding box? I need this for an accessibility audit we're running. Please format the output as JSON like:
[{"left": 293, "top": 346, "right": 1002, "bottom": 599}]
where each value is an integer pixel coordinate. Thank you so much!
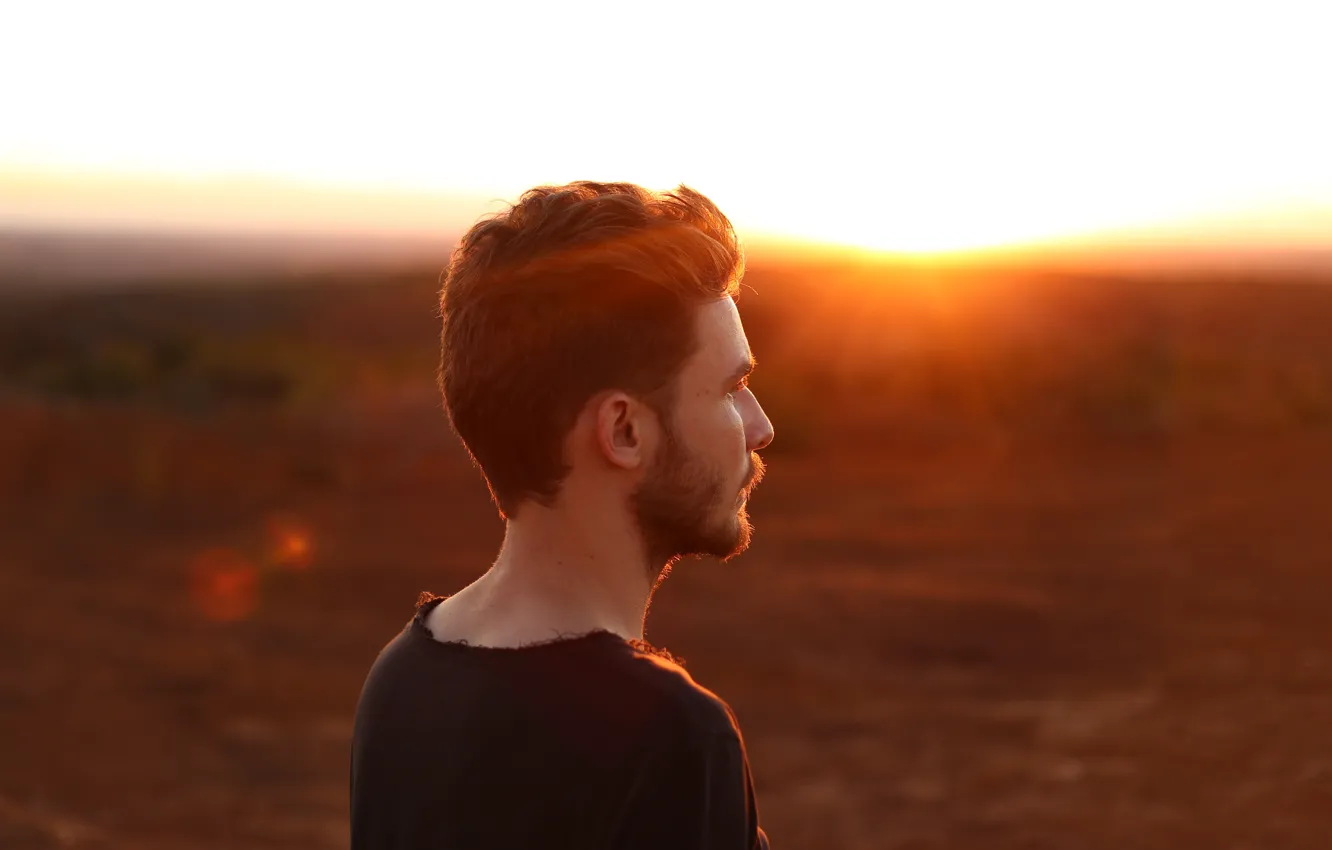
[{"left": 739, "top": 201, "right": 1067, "bottom": 258}]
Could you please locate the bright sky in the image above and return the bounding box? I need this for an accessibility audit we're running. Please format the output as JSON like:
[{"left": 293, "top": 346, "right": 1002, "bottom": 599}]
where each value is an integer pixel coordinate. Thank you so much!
[{"left": 2, "top": 0, "right": 1330, "bottom": 254}]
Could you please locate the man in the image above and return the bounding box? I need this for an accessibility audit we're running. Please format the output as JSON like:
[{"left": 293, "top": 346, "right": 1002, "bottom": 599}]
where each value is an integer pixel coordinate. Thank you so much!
[{"left": 351, "top": 182, "right": 775, "bottom": 849}]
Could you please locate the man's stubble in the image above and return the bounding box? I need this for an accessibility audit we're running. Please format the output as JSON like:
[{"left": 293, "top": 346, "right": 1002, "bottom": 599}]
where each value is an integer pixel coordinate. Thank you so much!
[{"left": 630, "top": 417, "right": 766, "bottom": 577}]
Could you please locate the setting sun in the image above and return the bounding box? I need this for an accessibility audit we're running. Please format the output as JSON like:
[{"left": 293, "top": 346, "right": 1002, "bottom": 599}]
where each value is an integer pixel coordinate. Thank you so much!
[{"left": 3, "top": 1, "right": 1330, "bottom": 256}]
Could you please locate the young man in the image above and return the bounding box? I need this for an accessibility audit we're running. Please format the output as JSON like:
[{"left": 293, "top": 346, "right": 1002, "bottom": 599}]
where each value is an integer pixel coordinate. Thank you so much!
[{"left": 351, "top": 182, "right": 775, "bottom": 849}]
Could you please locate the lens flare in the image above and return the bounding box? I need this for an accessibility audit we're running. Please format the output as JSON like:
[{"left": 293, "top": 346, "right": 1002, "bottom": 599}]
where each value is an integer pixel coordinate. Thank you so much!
[
  {"left": 190, "top": 548, "right": 259, "bottom": 622},
  {"left": 266, "top": 515, "right": 314, "bottom": 571}
]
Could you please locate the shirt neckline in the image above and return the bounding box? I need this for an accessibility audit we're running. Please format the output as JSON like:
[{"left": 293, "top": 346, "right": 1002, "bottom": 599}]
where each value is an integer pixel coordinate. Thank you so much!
[{"left": 410, "top": 595, "right": 629, "bottom": 654}]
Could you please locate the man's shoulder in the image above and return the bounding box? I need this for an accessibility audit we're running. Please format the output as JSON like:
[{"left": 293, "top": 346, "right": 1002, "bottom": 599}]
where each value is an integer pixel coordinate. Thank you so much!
[
  {"left": 606, "top": 641, "right": 743, "bottom": 743},
  {"left": 354, "top": 600, "right": 743, "bottom": 751}
]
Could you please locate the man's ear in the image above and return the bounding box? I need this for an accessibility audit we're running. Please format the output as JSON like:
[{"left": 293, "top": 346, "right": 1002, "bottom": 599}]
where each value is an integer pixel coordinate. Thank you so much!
[{"left": 594, "top": 391, "right": 655, "bottom": 471}]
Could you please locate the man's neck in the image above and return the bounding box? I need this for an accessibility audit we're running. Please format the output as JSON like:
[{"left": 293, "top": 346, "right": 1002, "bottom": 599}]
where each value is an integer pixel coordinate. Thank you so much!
[{"left": 429, "top": 504, "right": 658, "bottom": 646}]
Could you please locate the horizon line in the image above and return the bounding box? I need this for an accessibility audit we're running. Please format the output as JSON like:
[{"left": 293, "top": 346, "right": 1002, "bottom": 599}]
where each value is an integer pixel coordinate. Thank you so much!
[{"left": 3, "top": 165, "right": 1332, "bottom": 271}]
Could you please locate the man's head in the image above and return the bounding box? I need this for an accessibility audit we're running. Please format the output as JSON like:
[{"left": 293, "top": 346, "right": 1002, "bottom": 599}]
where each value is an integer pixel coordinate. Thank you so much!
[{"left": 439, "top": 182, "right": 773, "bottom": 564}]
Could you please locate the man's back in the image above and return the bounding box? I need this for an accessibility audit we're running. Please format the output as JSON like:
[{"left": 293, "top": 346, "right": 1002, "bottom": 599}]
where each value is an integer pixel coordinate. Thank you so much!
[{"left": 351, "top": 595, "right": 769, "bottom": 849}]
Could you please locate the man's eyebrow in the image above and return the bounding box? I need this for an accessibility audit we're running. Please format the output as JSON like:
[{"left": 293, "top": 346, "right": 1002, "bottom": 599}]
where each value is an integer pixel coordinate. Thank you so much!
[{"left": 724, "top": 356, "right": 757, "bottom": 388}]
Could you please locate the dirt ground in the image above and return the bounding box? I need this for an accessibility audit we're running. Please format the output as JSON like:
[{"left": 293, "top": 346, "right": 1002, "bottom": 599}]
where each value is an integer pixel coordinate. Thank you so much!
[
  {"left": 2, "top": 269, "right": 1332, "bottom": 848},
  {"left": 2, "top": 396, "right": 1330, "bottom": 849}
]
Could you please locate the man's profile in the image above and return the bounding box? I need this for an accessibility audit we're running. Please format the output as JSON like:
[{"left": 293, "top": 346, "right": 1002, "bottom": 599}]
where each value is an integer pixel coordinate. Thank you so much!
[{"left": 350, "top": 182, "right": 775, "bottom": 849}]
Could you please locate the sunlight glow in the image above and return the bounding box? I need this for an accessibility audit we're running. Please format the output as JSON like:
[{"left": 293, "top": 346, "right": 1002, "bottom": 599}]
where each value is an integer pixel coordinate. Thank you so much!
[{"left": 3, "top": 1, "right": 1330, "bottom": 254}]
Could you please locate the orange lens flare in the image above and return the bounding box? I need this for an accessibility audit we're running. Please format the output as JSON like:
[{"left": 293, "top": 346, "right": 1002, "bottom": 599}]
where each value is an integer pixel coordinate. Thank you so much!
[
  {"left": 190, "top": 548, "right": 259, "bottom": 622},
  {"left": 266, "top": 515, "right": 314, "bottom": 571}
]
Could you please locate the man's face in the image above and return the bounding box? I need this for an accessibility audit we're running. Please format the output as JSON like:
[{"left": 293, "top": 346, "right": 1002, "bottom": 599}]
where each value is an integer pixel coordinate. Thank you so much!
[{"left": 631, "top": 297, "right": 774, "bottom": 566}]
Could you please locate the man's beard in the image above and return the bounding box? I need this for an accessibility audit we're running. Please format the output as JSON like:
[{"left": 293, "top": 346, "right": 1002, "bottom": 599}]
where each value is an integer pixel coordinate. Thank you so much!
[{"left": 630, "top": 421, "right": 766, "bottom": 573}]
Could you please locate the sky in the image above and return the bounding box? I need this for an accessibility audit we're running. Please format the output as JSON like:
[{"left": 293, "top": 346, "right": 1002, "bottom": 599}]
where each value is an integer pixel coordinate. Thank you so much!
[{"left": 2, "top": 0, "right": 1330, "bottom": 255}]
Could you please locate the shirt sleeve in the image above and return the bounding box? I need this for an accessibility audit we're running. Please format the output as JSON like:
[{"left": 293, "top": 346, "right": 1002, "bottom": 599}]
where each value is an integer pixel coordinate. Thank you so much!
[{"left": 613, "top": 730, "right": 770, "bottom": 850}]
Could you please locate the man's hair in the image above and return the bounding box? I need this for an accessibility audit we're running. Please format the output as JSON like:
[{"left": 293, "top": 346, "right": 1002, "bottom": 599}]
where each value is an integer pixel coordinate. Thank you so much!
[{"left": 438, "top": 181, "right": 744, "bottom": 518}]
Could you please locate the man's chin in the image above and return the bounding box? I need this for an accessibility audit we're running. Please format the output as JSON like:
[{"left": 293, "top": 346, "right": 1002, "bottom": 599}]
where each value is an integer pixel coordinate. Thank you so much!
[
  {"left": 716, "top": 508, "right": 754, "bottom": 561},
  {"left": 643, "top": 500, "right": 755, "bottom": 564}
]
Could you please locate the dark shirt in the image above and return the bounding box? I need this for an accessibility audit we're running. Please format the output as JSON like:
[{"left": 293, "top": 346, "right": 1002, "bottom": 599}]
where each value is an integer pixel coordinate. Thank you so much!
[{"left": 351, "top": 595, "right": 770, "bottom": 849}]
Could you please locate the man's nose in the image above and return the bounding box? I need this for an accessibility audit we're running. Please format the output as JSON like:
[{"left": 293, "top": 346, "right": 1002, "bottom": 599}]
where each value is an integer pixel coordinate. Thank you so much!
[{"left": 747, "top": 400, "right": 775, "bottom": 453}]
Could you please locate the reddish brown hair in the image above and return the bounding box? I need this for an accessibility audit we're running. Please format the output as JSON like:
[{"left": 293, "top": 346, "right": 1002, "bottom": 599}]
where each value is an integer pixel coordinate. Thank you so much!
[{"left": 438, "top": 181, "right": 744, "bottom": 518}]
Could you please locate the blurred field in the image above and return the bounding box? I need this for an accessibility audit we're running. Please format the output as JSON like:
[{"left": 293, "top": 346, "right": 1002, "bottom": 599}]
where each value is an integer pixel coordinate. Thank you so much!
[{"left": 3, "top": 258, "right": 1332, "bottom": 849}]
